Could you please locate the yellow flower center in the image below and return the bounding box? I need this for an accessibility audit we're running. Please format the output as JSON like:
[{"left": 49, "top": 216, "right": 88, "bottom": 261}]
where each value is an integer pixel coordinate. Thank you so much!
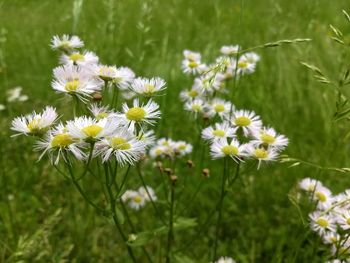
[
  {"left": 126, "top": 107, "right": 146, "bottom": 121},
  {"left": 188, "top": 90, "right": 198, "bottom": 98},
  {"left": 212, "top": 129, "right": 225, "bottom": 137},
  {"left": 316, "top": 218, "right": 329, "bottom": 228},
  {"left": 96, "top": 112, "right": 109, "bottom": 120},
  {"left": 110, "top": 137, "right": 131, "bottom": 150},
  {"left": 221, "top": 145, "right": 238, "bottom": 155},
  {"left": 69, "top": 53, "right": 85, "bottom": 62},
  {"left": 155, "top": 149, "right": 163, "bottom": 155},
  {"left": 178, "top": 144, "right": 186, "bottom": 150},
  {"left": 214, "top": 104, "right": 225, "bottom": 113},
  {"left": 51, "top": 134, "right": 74, "bottom": 147},
  {"left": 254, "top": 148, "right": 268, "bottom": 159},
  {"left": 238, "top": 60, "right": 248, "bottom": 69},
  {"left": 315, "top": 192, "right": 327, "bottom": 202},
  {"left": 235, "top": 116, "right": 251, "bottom": 126},
  {"left": 81, "top": 125, "right": 103, "bottom": 138},
  {"left": 188, "top": 61, "right": 198, "bottom": 68},
  {"left": 261, "top": 133, "right": 276, "bottom": 144},
  {"left": 144, "top": 84, "right": 156, "bottom": 94},
  {"left": 133, "top": 196, "right": 142, "bottom": 203},
  {"left": 65, "top": 80, "right": 80, "bottom": 92},
  {"left": 191, "top": 104, "right": 202, "bottom": 112},
  {"left": 346, "top": 218, "right": 350, "bottom": 225},
  {"left": 99, "top": 67, "right": 115, "bottom": 81},
  {"left": 27, "top": 118, "right": 41, "bottom": 132}
]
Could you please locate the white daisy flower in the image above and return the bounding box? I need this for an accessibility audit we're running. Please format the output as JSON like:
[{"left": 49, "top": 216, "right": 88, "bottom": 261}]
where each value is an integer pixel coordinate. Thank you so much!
[
  {"left": 214, "top": 256, "right": 236, "bottom": 263},
  {"left": 51, "top": 35, "right": 84, "bottom": 52},
  {"left": 66, "top": 116, "right": 122, "bottom": 142},
  {"left": 138, "top": 186, "right": 157, "bottom": 202},
  {"left": 184, "top": 98, "right": 206, "bottom": 114},
  {"left": 174, "top": 141, "right": 193, "bottom": 156},
  {"left": 138, "top": 130, "right": 156, "bottom": 147},
  {"left": 90, "top": 64, "right": 119, "bottom": 82},
  {"left": 193, "top": 75, "right": 216, "bottom": 94},
  {"left": 95, "top": 128, "right": 146, "bottom": 165},
  {"left": 11, "top": 106, "right": 58, "bottom": 136},
  {"left": 60, "top": 50, "right": 99, "bottom": 66},
  {"left": 118, "top": 99, "right": 161, "bottom": 129},
  {"left": 309, "top": 211, "right": 336, "bottom": 236},
  {"left": 251, "top": 127, "right": 289, "bottom": 150},
  {"left": 336, "top": 210, "right": 350, "bottom": 230},
  {"left": 299, "top": 178, "right": 323, "bottom": 193},
  {"left": 210, "top": 138, "right": 246, "bottom": 161},
  {"left": 244, "top": 52, "right": 260, "bottom": 64},
  {"left": 206, "top": 99, "right": 232, "bottom": 118},
  {"left": 179, "top": 85, "right": 203, "bottom": 101},
  {"left": 7, "top": 86, "right": 28, "bottom": 102},
  {"left": 231, "top": 110, "right": 262, "bottom": 136},
  {"left": 130, "top": 77, "right": 166, "bottom": 96},
  {"left": 220, "top": 45, "right": 240, "bottom": 56},
  {"left": 236, "top": 55, "right": 256, "bottom": 75},
  {"left": 149, "top": 145, "right": 167, "bottom": 158},
  {"left": 127, "top": 191, "right": 146, "bottom": 210},
  {"left": 181, "top": 59, "right": 207, "bottom": 75},
  {"left": 35, "top": 124, "right": 85, "bottom": 164},
  {"left": 89, "top": 104, "right": 114, "bottom": 120},
  {"left": 52, "top": 64, "right": 103, "bottom": 101},
  {"left": 121, "top": 190, "right": 135, "bottom": 202},
  {"left": 113, "top": 67, "right": 135, "bottom": 90},
  {"left": 322, "top": 231, "right": 340, "bottom": 245},
  {"left": 157, "top": 138, "right": 176, "bottom": 147},
  {"left": 245, "top": 144, "right": 279, "bottom": 169},
  {"left": 183, "top": 50, "right": 201, "bottom": 62},
  {"left": 202, "top": 122, "right": 236, "bottom": 142},
  {"left": 312, "top": 185, "right": 333, "bottom": 210}
]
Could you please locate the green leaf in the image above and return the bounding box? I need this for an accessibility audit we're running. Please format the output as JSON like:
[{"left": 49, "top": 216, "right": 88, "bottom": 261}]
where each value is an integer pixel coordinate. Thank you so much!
[
  {"left": 173, "top": 217, "right": 197, "bottom": 231},
  {"left": 127, "top": 232, "right": 154, "bottom": 247},
  {"left": 115, "top": 207, "right": 125, "bottom": 225}
]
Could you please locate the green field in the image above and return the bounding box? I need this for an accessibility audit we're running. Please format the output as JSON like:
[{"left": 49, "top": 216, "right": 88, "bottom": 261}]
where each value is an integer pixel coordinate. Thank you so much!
[{"left": 1, "top": 0, "right": 350, "bottom": 262}]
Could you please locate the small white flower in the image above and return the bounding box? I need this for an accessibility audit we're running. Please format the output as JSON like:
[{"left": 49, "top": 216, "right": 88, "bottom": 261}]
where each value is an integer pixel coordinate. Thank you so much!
[
  {"left": 210, "top": 138, "right": 246, "bottom": 161},
  {"left": 299, "top": 178, "right": 323, "bottom": 192},
  {"left": 220, "top": 45, "right": 240, "bottom": 56},
  {"left": 206, "top": 98, "right": 232, "bottom": 118},
  {"left": 130, "top": 77, "right": 166, "bottom": 96},
  {"left": 184, "top": 98, "right": 206, "bottom": 114},
  {"left": 336, "top": 210, "right": 350, "bottom": 230},
  {"left": 312, "top": 185, "right": 333, "bottom": 210},
  {"left": 309, "top": 211, "right": 336, "bottom": 236},
  {"left": 181, "top": 59, "right": 207, "bottom": 75},
  {"left": 179, "top": 86, "right": 203, "bottom": 101},
  {"left": 128, "top": 191, "right": 146, "bottom": 210},
  {"left": 214, "top": 256, "right": 236, "bottom": 263},
  {"left": 231, "top": 110, "right": 262, "bottom": 136},
  {"left": 183, "top": 50, "right": 201, "bottom": 62},
  {"left": 174, "top": 141, "right": 193, "bottom": 156},
  {"left": 90, "top": 64, "right": 119, "bottom": 82},
  {"left": 118, "top": 99, "right": 161, "bottom": 129},
  {"left": 245, "top": 144, "right": 279, "bottom": 169},
  {"left": 66, "top": 116, "right": 122, "bottom": 142},
  {"left": 52, "top": 64, "right": 103, "bottom": 101},
  {"left": 113, "top": 67, "right": 135, "bottom": 90},
  {"left": 60, "top": 50, "right": 99, "bottom": 66},
  {"left": 11, "top": 106, "right": 58, "bottom": 136},
  {"left": 322, "top": 231, "right": 340, "bottom": 245},
  {"left": 202, "top": 122, "right": 236, "bottom": 142},
  {"left": 251, "top": 127, "right": 288, "bottom": 150},
  {"left": 149, "top": 145, "right": 167, "bottom": 158},
  {"left": 95, "top": 128, "right": 146, "bottom": 165},
  {"left": 89, "top": 104, "right": 114, "bottom": 120},
  {"left": 138, "top": 186, "right": 157, "bottom": 202},
  {"left": 0, "top": 104, "right": 5, "bottom": 111},
  {"left": 244, "top": 52, "right": 260, "bottom": 63},
  {"left": 7, "top": 86, "right": 28, "bottom": 102},
  {"left": 35, "top": 124, "right": 85, "bottom": 164},
  {"left": 236, "top": 54, "right": 256, "bottom": 75},
  {"left": 51, "top": 35, "right": 84, "bottom": 52}
]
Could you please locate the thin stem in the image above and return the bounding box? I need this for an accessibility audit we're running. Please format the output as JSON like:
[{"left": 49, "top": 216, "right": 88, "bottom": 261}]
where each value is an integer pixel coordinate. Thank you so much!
[
  {"left": 77, "top": 142, "right": 95, "bottom": 181},
  {"left": 104, "top": 162, "right": 138, "bottom": 263},
  {"left": 213, "top": 158, "right": 228, "bottom": 260},
  {"left": 166, "top": 181, "right": 175, "bottom": 263},
  {"left": 118, "top": 164, "right": 132, "bottom": 193}
]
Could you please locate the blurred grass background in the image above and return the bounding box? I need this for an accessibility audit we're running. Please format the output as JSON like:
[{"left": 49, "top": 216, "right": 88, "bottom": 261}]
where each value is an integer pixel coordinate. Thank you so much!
[{"left": 1, "top": 0, "right": 350, "bottom": 262}]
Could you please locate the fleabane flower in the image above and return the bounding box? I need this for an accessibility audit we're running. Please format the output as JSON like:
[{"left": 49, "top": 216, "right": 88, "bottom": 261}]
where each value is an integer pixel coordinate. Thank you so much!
[
  {"left": 210, "top": 138, "right": 246, "bottom": 161},
  {"left": 230, "top": 110, "right": 262, "bottom": 136},
  {"left": 123, "top": 190, "right": 146, "bottom": 210},
  {"left": 322, "top": 231, "right": 340, "bottom": 245},
  {"left": 243, "top": 52, "right": 260, "bottom": 64},
  {"left": 179, "top": 85, "right": 203, "bottom": 101},
  {"left": 214, "top": 256, "right": 236, "bottom": 263},
  {"left": 299, "top": 178, "right": 323, "bottom": 193},
  {"left": 11, "top": 106, "right": 58, "bottom": 136},
  {"left": 51, "top": 35, "right": 84, "bottom": 52},
  {"left": 7, "top": 86, "right": 28, "bottom": 102},
  {"left": 149, "top": 145, "right": 167, "bottom": 158},
  {"left": 184, "top": 98, "right": 206, "bottom": 114},
  {"left": 202, "top": 122, "right": 236, "bottom": 142},
  {"left": 336, "top": 210, "right": 350, "bottom": 230},
  {"left": 52, "top": 65, "right": 103, "bottom": 101},
  {"left": 138, "top": 186, "right": 157, "bottom": 202},
  {"left": 251, "top": 127, "right": 289, "bottom": 150},
  {"left": 181, "top": 59, "right": 207, "bottom": 75},
  {"left": 90, "top": 64, "right": 119, "bottom": 82},
  {"left": 113, "top": 67, "right": 135, "bottom": 90},
  {"left": 245, "top": 144, "right": 278, "bottom": 169},
  {"left": 183, "top": 50, "right": 201, "bottom": 62},
  {"left": 207, "top": 99, "right": 232, "bottom": 118},
  {"left": 95, "top": 128, "right": 146, "bottom": 165},
  {"left": 311, "top": 185, "right": 333, "bottom": 210},
  {"left": 220, "top": 45, "right": 240, "bottom": 56},
  {"left": 236, "top": 54, "right": 256, "bottom": 75},
  {"left": 309, "top": 211, "right": 336, "bottom": 236},
  {"left": 138, "top": 130, "right": 156, "bottom": 147},
  {"left": 35, "top": 123, "right": 85, "bottom": 164},
  {"left": 60, "top": 50, "right": 99, "bottom": 66},
  {"left": 118, "top": 99, "right": 160, "bottom": 129},
  {"left": 66, "top": 116, "right": 122, "bottom": 142},
  {"left": 174, "top": 141, "right": 193, "bottom": 156},
  {"left": 89, "top": 104, "right": 115, "bottom": 120},
  {"left": 130, "top": 77, "right": 167, "bottom": 97}
]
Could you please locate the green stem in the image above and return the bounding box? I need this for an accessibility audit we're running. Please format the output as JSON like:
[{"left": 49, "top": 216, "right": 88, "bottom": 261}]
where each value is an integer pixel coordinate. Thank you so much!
[
  {"left": 118, "top": 164, "right": 131, "bottom": 193},
  {"left": 166, "top": 181, "right": 175, "bottom": 263},
  {"left": 77, "top": 142, "right": 95, "bottom": 181}
]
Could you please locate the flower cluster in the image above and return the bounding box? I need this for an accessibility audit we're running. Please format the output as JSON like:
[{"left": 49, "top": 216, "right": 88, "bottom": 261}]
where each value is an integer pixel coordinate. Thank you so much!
[
  {"left": 121, "top": 186, "right": 157, "bottom": 210},
  {"left": 149, "top": 138, "right": 193, "bottom": 159},
  {"left": 180, "top": 46, "right": 288, "bottom": 168},
  {"left": 299, "top": 178, "right": 350, "bottom": 261},
  {"left": 11, "top": 35, "right": 166, "bottom": 166}
]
